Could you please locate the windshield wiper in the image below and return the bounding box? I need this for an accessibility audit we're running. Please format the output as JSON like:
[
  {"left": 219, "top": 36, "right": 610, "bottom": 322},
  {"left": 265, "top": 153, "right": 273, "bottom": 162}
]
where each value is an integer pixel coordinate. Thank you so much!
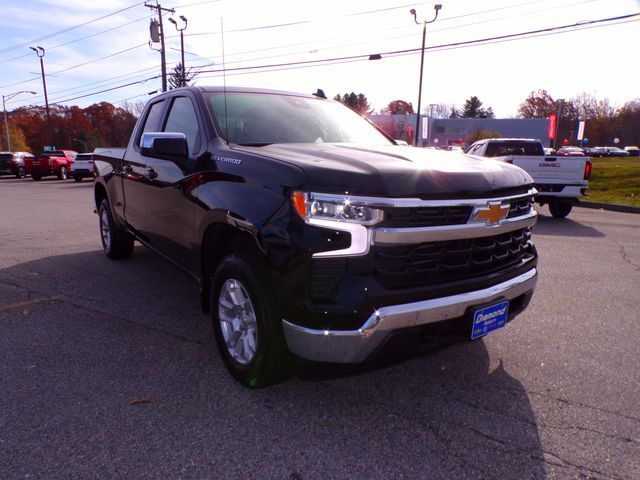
[{"left": 234, "top": 142, "right": 273, "bottom": 147}]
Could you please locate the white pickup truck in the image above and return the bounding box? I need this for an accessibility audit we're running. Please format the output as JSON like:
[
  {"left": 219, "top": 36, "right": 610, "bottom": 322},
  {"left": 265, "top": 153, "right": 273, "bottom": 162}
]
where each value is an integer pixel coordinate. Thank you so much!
[{"left": 466, "top": 138, "right": 592, "bottom": 218}]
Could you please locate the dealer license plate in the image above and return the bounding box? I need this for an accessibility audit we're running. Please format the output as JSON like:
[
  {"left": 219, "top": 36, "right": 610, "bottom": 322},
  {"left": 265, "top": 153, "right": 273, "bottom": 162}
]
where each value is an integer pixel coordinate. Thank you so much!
[{"left": 471, "top": 300, "right": 509, "bottom": 340}]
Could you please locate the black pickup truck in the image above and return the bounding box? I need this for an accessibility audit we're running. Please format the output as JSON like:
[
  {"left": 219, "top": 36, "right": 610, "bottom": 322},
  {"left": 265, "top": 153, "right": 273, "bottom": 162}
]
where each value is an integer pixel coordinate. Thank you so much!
[{"left": 93, "top": 86, "right": 538, "bottom": 387}]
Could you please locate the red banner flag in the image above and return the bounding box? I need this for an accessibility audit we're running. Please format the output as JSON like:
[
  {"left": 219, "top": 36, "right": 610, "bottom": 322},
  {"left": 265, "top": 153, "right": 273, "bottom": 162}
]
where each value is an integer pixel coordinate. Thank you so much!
[{"left": 548, "top": 114, "right": 557, "bottom": 139}]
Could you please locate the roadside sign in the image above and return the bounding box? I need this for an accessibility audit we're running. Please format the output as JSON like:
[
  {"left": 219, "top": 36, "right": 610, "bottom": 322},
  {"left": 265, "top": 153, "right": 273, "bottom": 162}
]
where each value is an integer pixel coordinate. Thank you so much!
[{"left": 577, "top": 121, "right": 585, "bottom": 141}]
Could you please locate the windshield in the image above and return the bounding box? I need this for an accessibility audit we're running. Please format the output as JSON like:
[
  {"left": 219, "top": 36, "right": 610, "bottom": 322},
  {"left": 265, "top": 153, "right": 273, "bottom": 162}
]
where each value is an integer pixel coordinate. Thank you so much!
[
  {"left": 484, "top": 141, "right": 544, "bottom": 157},
  {"left": 206, "top": 92, "right": 392, "bottom": 146}
]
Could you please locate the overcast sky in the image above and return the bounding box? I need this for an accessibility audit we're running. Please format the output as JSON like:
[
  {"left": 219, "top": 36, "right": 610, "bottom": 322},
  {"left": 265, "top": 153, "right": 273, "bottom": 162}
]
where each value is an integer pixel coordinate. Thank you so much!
[{"left": 1, "top": 0, "right": 638, "bottom": 117}]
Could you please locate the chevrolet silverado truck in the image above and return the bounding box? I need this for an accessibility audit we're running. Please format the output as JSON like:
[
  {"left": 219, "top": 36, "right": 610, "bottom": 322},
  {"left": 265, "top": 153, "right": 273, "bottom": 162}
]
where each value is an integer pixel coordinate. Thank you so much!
[
  {"left": 25, "top": 149, "right": 77, "bottom": 181},
  {"left": 93, "top": 86, "right": 539, "bottom": 387},
  {"left": 466, "top": 138, "right": 591, "bottom": 218}
]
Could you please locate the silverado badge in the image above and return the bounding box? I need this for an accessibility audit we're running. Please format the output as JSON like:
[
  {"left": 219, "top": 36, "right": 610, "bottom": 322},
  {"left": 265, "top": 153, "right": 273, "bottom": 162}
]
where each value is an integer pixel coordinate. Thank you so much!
[{"left": 470, "top": 202, "right": 510, "bottom": 225}]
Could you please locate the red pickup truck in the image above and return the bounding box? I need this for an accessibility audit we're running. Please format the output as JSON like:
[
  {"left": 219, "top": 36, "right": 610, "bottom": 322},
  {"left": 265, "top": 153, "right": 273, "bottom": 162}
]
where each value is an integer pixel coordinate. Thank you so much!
[{"left": 25, "top": 150, "right": 78, "bottom": 181}]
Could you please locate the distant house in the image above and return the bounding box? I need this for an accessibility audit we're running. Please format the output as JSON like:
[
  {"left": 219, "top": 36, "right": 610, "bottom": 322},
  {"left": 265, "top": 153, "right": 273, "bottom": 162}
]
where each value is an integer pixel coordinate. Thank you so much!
[{"left": 369, "top": 114, "right": 550, "bottom": 148}]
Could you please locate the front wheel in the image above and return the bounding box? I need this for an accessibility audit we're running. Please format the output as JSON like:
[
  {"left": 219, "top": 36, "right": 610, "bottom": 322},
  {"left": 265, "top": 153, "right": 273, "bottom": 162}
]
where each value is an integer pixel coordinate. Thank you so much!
[
  {"left": 548, "top": 201, "right": 573, "bottom": 218},
  {"left": 98, "top": 199, "right": 134, "bottom": 259},
  {"left": 16, "top": 167, "right": 25, "bottom": 179},
  {"left": 211, "top": 254, "right": 293, "bottom": 388},
  {"left": 58, "top": 166, "right": 68, "bottom": 180}
]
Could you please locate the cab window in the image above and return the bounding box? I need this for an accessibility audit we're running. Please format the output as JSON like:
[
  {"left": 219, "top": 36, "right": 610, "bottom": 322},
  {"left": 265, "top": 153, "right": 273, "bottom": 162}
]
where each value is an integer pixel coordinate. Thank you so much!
[
  {"left": 163, "top": 97, "right": 201, "bottom": 155},
  {"left": 137, "top": 100, "right": 165, "bottom": 147}
]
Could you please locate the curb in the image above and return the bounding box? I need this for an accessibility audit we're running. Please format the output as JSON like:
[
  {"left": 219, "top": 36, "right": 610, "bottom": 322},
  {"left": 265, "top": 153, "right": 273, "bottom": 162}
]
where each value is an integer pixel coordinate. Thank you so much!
[{"left": 575, "top": 200, "right": 640, "bottom": 214}]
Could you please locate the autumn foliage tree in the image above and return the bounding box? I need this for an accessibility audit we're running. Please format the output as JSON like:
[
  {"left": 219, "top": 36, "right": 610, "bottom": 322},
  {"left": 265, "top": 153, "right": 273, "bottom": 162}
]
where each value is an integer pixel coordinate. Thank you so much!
[
  {"left": 9, "top": 102, "right": 137, "bottom": 153},
  {"left": 384, "top": 100, "right": 414, "bottom": 115}
]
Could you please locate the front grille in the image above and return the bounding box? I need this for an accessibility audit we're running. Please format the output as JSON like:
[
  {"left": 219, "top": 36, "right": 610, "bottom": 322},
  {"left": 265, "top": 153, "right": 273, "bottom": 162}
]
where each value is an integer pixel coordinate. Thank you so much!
[
  {"left": 383, "top": 206, "right": 472, "bottom": 228},
  {"left": 382, "top": 193, "right": 535, "bottom": 228},
  {"left": 507, "top": 195, "right": 535, "bottom": 218},
  {"left": 373, "top": 228, "right": 534, "bottom": 290}
]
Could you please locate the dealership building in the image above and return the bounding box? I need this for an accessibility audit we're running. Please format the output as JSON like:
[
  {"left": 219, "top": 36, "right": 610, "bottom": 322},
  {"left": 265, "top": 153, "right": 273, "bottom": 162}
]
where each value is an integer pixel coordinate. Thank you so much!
[{"left": 369, "top": 115, "right": 550, "bottom": 148}]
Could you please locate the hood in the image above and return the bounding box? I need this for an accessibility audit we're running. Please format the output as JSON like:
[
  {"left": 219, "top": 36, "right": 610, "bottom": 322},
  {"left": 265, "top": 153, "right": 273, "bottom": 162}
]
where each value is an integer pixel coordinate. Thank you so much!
[{"left": 232, "top": 143, "right": 533, "bottom": 198}]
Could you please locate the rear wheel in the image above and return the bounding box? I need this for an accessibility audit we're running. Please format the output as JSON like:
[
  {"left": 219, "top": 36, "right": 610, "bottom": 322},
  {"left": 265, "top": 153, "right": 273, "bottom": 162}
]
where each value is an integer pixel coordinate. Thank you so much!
[
  {"left": 211, "top": 254, "right": 293, "bottom": 388},
  {"left": 58, "top": 166, "right": 68, "bottom": 180},
  {"left": 98, "top": 199, "right": 134, "bottom": 259},
  {"left": 16, "top": 167, "right": 25, "bottom": 179},
  {"left": 549, "top": 201, "right": 573, "bottom": 218}
]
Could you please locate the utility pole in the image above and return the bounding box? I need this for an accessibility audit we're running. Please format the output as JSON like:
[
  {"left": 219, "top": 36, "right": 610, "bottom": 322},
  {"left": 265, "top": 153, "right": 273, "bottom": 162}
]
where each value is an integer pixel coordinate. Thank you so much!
[
  {"left": 29, "top": 46, "right": 49, "bottom": 119},
  {"left": 409, "top": 4, "right": 442, "bottom": 147},
  {"left": 145, "top": 1, "right": 175, "bottom": 92}
]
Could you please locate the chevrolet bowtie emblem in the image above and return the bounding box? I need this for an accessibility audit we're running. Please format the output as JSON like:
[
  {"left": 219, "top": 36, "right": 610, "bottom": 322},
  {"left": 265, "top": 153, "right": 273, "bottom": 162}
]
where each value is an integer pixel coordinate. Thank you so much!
[{"left": 470, "top": 202, "right": 510, "bottom": 225}]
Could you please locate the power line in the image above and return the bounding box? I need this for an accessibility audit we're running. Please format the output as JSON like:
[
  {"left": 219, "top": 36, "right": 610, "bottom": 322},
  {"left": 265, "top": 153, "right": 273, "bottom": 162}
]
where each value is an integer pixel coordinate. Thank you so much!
[
  {"left": 193, "top": 13, "right": 640, "bottom": 75},
  {"left": 0, "top": 1, "right": 144, "bottom": 55},
  {"left": 0, "top": 16, "right": 151, "bottom": 66},
  {"left": 8, "top": 11, "right": 638, "bottom": 109},
  {"left": 0, "top": 0, "right": 574, "bottom": 92}
]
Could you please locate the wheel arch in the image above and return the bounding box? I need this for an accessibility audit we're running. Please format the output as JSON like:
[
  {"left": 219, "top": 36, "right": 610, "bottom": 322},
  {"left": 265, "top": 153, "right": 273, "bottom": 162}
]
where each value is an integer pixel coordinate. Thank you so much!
[{"left": 199, "top": 221, "right": 267, "bottom": 313}]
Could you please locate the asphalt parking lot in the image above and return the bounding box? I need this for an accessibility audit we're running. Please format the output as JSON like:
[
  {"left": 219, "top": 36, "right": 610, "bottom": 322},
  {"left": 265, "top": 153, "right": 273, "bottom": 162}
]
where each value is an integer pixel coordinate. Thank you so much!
[{"left": 1, "top": 177, "right": 638, "bottom": 480}]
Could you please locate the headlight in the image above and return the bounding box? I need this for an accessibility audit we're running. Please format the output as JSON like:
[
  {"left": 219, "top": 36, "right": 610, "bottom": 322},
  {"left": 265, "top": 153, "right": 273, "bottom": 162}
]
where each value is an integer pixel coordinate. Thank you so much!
[{"left": 292, "top": 191, "right": 383, "bottom": 225}]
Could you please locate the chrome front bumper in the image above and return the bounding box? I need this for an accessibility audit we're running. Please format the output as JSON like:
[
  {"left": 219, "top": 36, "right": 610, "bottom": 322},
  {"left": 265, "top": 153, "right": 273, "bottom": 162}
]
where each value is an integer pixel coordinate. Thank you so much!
[{"left": 282, "top": 268, "right": 537, "bottom": 363}]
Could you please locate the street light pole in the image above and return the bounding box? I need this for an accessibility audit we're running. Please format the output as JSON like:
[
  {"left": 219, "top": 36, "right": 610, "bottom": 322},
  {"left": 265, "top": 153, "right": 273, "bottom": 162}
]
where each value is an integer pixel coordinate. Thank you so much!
[
  {"left": 29, "top": 46, "right": 49, "bottom": 120},
  {"left": 410, "top": 4, "right": 442, "bottom": 147},
  {"left": 169, "top": 16, "right": 188, "bottom": 87},
  {"left": 3, "top": 90, "right": 36, "bottom": 151}
]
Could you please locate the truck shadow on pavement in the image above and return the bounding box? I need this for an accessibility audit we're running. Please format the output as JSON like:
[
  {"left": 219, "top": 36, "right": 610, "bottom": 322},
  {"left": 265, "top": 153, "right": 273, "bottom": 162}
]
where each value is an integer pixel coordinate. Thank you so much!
[
  {"left": 533, "top": 213, "right": 605, "bottom": 238},
  {"left": 0, "top": 248, "right": 548, "bottom": 479}
]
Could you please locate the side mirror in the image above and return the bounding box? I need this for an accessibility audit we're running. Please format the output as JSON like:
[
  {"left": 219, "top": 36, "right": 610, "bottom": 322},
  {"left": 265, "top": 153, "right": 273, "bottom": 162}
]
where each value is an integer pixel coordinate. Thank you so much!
[{"left": 141, "top": 132, "right": 188, "bottom": 161}]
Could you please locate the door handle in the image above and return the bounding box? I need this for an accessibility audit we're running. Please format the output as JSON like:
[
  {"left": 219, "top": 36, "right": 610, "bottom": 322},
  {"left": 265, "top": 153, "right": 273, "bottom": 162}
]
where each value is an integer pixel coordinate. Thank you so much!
[{"left": 145, "top": 167, "right": 158, "bottom": 180}]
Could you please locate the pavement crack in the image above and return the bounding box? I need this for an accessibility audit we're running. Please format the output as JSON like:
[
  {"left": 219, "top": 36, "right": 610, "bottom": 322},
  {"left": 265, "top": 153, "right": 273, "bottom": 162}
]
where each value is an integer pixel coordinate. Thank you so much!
[
  {"left": 466, "top": 381, "right": 640, "bottom": 424},
  {"left": 322, "top": 383, "right": 498, "bottom": 479},
  {"left": 540, "top": 423, "right": 638, "bottom": 445},
  {"left": 0, "top": 295, "right": 64, "bottom": 313},
  {"left": 616, "top": 240, "right": 640, "bottom": 272},
  {"left": 59, "top": 297, "right": 207, "bottom": 347}
]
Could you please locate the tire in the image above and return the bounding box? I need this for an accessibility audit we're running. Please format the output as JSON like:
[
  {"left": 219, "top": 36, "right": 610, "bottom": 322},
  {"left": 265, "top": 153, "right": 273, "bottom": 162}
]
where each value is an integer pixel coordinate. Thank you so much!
[
  {"left": 211, "top": 254, "right": 293, "bottom": 388},
  {"left": 98, "top": 199, "right": 134, "bottom": 259},
  {"left": 74, "top": 176, "right": 82, "bottom": 182},
  {"left": 58, "top": 166, "right": 68, "bottom": 180},
  {"left": 31, "top": 173, "right": 42, "bottom": 181},
  {"left": 16, "top": 167, "right": 25, "bottom": 179},
  {"left": 548, "top": 202, "right": 573, "bottom": 218}
]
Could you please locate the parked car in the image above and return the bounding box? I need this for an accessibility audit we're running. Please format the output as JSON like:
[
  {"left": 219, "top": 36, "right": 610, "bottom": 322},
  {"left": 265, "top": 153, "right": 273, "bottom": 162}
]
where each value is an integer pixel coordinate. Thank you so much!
[
  {"left": 24, "top": 149, "right": 78, "bottom": 180},
  {"left": 70, "top": 153, "right": 95, "bottom": 181},
  {"left": 0, "top": 151, "right": 35, "bottom": 178},
  {"left": 556, "top": 146, "right": 586, "bottom": 156},
  {"left": 591, "top": 147, "right": 630, "bottom": 157},
  {"left": 624, "top": 146, "right": 640, "bottom": 157},
  {"left": 543, "top": 147, "right": 555, "bottom": 156}
]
